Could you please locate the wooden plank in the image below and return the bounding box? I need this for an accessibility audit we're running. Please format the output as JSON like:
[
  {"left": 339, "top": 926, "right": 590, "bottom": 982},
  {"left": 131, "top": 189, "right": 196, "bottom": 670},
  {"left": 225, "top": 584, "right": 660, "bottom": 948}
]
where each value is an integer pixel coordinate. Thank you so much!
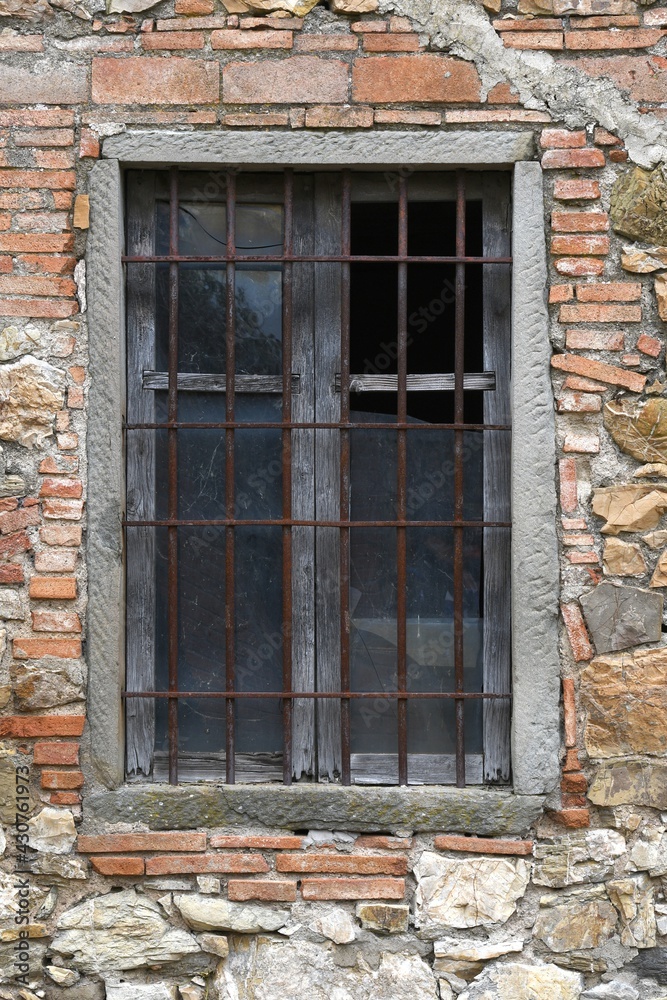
[
  {"left": 153, "top": 751, "right": 283, "bottom": 783},
  {"left": 126, "top": 171, "right": 157, "bottom": 777},
  {"left": 143, "top": 371, "right": 299, "bottom": 394},
  {"left": 336, "top": 373, "right": 496, "bottom": 393},
  {"left": 350, "top": 172, "right": 483, "bottom": 203},
  {"left": 291, "top": 174, "right": 316, "bottom": 779},
  {"left": 482, "top": 173, "right": 512, "bottom": 785},
  {"left": 351, "top": 754, "right": 483, "bottom": 785},
  {"left": 314, "top": 173, "right": 342, "bottom": 781}
]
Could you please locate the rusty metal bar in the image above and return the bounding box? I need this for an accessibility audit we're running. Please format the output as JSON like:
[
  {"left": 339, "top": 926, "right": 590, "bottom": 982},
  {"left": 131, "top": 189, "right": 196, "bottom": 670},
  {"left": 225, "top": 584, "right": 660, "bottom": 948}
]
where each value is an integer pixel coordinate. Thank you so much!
[
  {"left": 282, "top": 170, "right": 294, "bottom": 785},
  {"left": 340, "top": 169, "right": 352, "bottom": 786},
  {"left": 167, "top": 167, "right": 179, "bottom": 786},
  {"left": 225, "top": 171, "right": 237, "bottom": 786},
  {"left": 454, "top": 171, "right": 466, "bottom": 788},
  {"left": 397, "top": 175, "right": 409, "bottom": 787},
  {"left": 123, "top": 254, "right": 513, "bottom": 265},
  {"left": 124, "top": 690, "right": 512, "bottom": 700},
  {"left": 127, "top": 421, "right": 512, "bottom": 432},
  {"left": 125, "top": 519, "right": 512, "bottom": 529}
]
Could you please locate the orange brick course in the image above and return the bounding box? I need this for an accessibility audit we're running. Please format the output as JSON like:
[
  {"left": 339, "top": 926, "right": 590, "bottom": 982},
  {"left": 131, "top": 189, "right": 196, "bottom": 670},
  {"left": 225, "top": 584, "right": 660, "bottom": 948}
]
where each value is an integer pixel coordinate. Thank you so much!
[
  {"left": 433, "top": 836, "right": 533, "bottom": 855},
  {"left": 79, "top": 833, "right": 207, "bottom": 852},
  {"left": 145, "top": 853, "right": 270, "bottom": 875},
  {"left": 276, "top": 854, "right": 408, "bottom": 875}
]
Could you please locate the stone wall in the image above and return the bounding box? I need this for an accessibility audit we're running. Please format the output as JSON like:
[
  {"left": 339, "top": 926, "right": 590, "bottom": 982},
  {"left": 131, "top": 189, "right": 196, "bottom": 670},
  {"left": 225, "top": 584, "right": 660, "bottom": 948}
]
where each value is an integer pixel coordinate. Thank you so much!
[{"left": 1, "top": 0, "right": 667, "bottom": 998}]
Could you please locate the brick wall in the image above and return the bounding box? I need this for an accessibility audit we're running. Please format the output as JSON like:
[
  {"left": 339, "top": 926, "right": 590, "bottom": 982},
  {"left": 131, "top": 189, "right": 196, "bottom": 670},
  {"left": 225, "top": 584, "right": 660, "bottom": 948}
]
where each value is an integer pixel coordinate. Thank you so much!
[{"left": 1, "top": 0, "right": 667, "bottom": 998}]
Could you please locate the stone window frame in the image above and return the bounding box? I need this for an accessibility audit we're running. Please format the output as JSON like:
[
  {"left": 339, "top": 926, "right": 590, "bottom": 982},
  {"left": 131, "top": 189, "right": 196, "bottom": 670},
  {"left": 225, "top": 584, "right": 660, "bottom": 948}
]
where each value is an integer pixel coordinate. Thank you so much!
[{"left": 85, "top": 130, "right": 559, "bottom": 835}]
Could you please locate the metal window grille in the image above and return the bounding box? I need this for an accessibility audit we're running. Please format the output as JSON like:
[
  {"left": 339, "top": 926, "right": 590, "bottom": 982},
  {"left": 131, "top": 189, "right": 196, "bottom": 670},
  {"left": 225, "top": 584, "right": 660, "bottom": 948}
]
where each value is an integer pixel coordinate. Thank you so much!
[{"left": 122, "top": 166, "right": 512, "bottom": 788}]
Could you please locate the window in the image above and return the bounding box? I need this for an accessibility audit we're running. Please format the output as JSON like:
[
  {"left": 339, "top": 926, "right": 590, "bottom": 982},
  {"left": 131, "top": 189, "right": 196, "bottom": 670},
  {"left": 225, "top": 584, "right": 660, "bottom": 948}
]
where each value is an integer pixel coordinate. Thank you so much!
[
  {"left": 122, "top": 166, "right": 512, "bottom": 788},
  {"left": 87, "top": 132, "right": 559, "bottom": 819}
]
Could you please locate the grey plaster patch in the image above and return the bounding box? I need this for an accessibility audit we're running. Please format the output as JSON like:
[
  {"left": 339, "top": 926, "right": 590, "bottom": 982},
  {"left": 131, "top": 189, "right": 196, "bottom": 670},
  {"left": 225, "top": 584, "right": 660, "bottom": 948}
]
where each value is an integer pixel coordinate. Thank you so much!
[
  {"left": 101, "top": 130, "right": 535, "bottom": 167},
  {"left": 377, "top": 0, "right": 667, "bottom": 168},
  {"left": 511, "top": 162, "right": 560, "bottom": 797},
  {"left": 580, "top": 582, "right": 663, "bottom": 654},
  {"left": 84, "top": 784, "right": 544, "bottom": 834},
  {"left": 87, "top": 159, "right": 125, "bottom": 788}
]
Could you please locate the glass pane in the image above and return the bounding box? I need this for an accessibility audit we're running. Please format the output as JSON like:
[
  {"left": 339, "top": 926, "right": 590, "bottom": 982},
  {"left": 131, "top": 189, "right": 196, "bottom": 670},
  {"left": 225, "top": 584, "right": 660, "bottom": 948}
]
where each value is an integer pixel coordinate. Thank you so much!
[
  {"left": 235, "top": 395, "right": 283, "bottom": 521},
  {"left": 350, "top": 414, "right": 397, "bottom": 522},
  {"left": 350, "top": 528, "right": 397, "bottom": 754},
  {"left": 235, "top": 526, "right": 283, "bottom": 753}
]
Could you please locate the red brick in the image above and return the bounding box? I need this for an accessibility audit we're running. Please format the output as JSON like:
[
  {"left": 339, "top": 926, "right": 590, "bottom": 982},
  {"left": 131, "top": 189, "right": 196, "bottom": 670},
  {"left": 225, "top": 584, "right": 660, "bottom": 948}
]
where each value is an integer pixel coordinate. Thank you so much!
[
  {"left": 224, "top": 56, "right": 347, "bottom": 104},
  {"left": 0, "top": 300, "right": 77, "bottom": 319},
  {"left": 564, "top": 330, "right": 624, "bottom": 350},
  {"left": 562, "top": 792, "right": 588, "bottom": 807},
  {"left": 554, "top": 179, "right": 601, "bottom": 201},
  {"left": 389, "top": 15, "right": 412, "bottom": 31},
  {"left": 29, "top": 577, "right": 78, "bottom": 600},
  {"left": 145, "top": 854, "right": 269, "bottom": 875},
  {"left": 79, "top": 129, "right": 100, "bottom": 159},
  {"left": 563, "top": 748, "right": 582, "bottom": 772},
  {"left": 142, "top": 31, "right": 205, "bottom": 48},
  {"left": 560, "top": 603, "right": 593, "bottom": 661},
  {"left": 487, "top": 81, "right": 520, "bottom": 103},
  {"left": 560, "top": 303, "right": 641, "bottom": 323},
  {"left": 363, "top": 33, "right": 421, "bottom": 51},
  {"left": 14, "top": 638, "right": 81, "bottom": 659},
  {"left": 562, "top": 772, "right": 588, "bottom": 793},
  {"left": 540, "top": 128, "right": 587, "bottom": 149},
  {"left": 42, "top": 499, "right": 83, "bottom": 519},
  {"left": 542, "top": 148, "right": 606, "bottom": 169},
  {"left": 576, "top": 282, "right": 642, "bottom": 301},
  {"left": 0, "top": 507, "right": 39, "bottom": 535},
  {"left": 228, "top": 880, "right": 297, "bottom": 902},
  {"left": 502, "top": 31, "right": 564, "bottom": 49},
  {"left": 295, "top": 34, "right": 358, "bottom": 51},
  {"left": 557, "top": 392, "right": 602, "bottom": 413},
  {"left": 92, "top": 57, "right": 219, "bottom": 105},
  {"left": 50, "top": 791, "right": 80, "bottom": 805},
  {"left": 567, "top": 549, "right": 600, "bottom": 563},
  {"left": 0, "top": 531, "right": 31, "bottom": 560},
  {"left": 570, "top": 54, "right": 667, "bottom": 103},
  {"left": 238, "top": 15, "right": 302, "bottom": 27},
  {"left": 33, "top": 741, "right": 80, "bottom": 765},
  {"left": 68, "top": 388, "right": 84, "bottom": 409},
  {"left": 565, "top": 28, "right": 664, "bottom": 49},
  {"left": 0, "top": 111, "right": 74, "bottom": 127},
  {"left": 570, "top": 15, "right": 639, "bottom": 28},
  {"left": 551, "top": 235, "right": 610, "bottom": 256},
  {"left": 31, "top": 610, "right": 82, "bottom": 633},
  {"left": 0, "top": 565, "right": 24, "bottom": 584},
  {"left": 562, "top": 677, "right": 577, "bottom": 748},
  {"left": 0, "top": 34, "right": 43, "bottom": 51},
  {"left": 550, "top": 284, "right": 575, "bottom": 303},
  {"left": 551, "top": 808, "right": 590, "bottom": 829},
  {"left": 445, "top": 109, "right": 551, "bottom": 124},
  {"left": 14, "top": 129, "right": 74, "bottom": 148},
  {"left": 211, "top": 29, "right": 293, "bottom": 48},
  {"left": 564, "top": 435, "right": 599, "bottom": 456},
  {"left": 40, "top": 525, "right": 82, "bottom": 546},
  {"left": 91, "top": 857, "right": 145, "bottom": 876},
  {"left": 175, "top": 0, "right": 214, "bottom": 11},
  {"left": 610, "top": 149, "right": 632, "bottom": 162},
  {"left": 56, "top": 435, "right": 79, "bottom": 453},
  {"left": 305, "top": 106, "right": 373, "bottom": 128},
  {"left": 276, "top": 854, "right": 407, "bottom": 875},
  {"left": 35, "top": 149, "right": 75, "bottom": 170},
  {"left": 637, "top": 332, "right": 662, "bottom": 357},
  {"left": 14, "top": 211, "right": 70, "bottom": 233},
  {"left": 352, "top": 55, "right": 480, "bottom": 104},
  {"left": 301, "top": 878, "right": 405, "bottom": 901},
  {"left": 210, "top": 835, "right": 304, "bottom": 849},
  {"left": 551, "top": 210, "right": 609, "bottom": 233},
  {"left": 493, "top": 17, "right": 562, "bottom": 30},
  {"left": 221, "top": 113, "right": 290, "bottom": 126},
  {"left": 559, "top": 458, "right": 578, "bottom": 514},
  {"left": 156, "top": 14, "right": 226, "bottom": 27},
  {"left": 0, "top": 170, "right": 75, "bottom": 190},
  {"left": 0, "top": 66, "right": 87, "bottom": 105},
  {"left": 351, "top": 20, "right": 387, "bottom": 32},
  {"left": 555, "top": 258, "right": 605, "bottom": 277},
  {"left": 41, "top": 769, "right": 84, "bottom": 789},
  {"left": 79, "top": 833, "right": 207, "bottom": 852},
  {"left": 355, "top": 836, "right": 414, "bottom": 850},
  {"left": 434, "top": 835, "right": 533, "bottom": 855},
  {"left": 594, "top": 126, "right": 622, "bottom": 145},
  {"left": 0, "top": 715, "right": 84, "bottom": 738},
  {"left": 0, "top": 499, "right": 18, "bottom": 512},
  {"left": 373, "top": 110, "right": 441, "bottom": 125},
  {"left": 19, "top": 254, "right": 76, "bottom": 274},
  {"left": 0, "top": 235, "right": 74, "bottom": 253},
  {"left": 39, "top": 478, "right": 83, "bottom": 500}
]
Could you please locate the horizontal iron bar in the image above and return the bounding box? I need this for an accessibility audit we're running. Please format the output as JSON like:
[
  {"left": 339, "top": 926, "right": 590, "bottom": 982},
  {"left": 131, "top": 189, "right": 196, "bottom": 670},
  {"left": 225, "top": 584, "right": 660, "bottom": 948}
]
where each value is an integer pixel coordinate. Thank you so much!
[
  {"left": 125, "top": 421, "right": 512, "bottom": 431},
  {"left": 123, "top": 519, "right": 512, "bottom": 528},
  {"left": 144, "top": 371, "right": 300, "bottom": 394},
  {"left": 123, "top": 254, "right": 513, "bottom": 265},
  {"left": 337, "top": 372, "right": 496, "bottom": 393},
  {"left": 122, "top": 690, "right": 512, "bottom": 700}
]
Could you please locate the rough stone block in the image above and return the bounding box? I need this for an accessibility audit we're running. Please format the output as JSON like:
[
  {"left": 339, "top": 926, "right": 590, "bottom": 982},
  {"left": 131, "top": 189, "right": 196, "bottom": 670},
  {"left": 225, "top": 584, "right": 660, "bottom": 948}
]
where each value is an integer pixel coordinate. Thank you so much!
[{"left": 580, "top": 582, "right": 663, "bottom": 653}]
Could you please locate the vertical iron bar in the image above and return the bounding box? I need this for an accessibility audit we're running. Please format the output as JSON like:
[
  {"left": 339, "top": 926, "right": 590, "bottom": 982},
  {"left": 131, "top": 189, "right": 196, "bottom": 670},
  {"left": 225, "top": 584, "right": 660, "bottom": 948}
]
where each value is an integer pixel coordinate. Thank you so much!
[
  {"left": 282, "top": 170, "right": 294, "bottom": 785},
  {"left": 397, "top": 176, "right": 409, "bottom": 787},
  {"left": 167, "top": 167, "right": 179, "bottom": 785},
  {"left": 225, "top": 172, "right": 237, "bottom": 786},
  {"left": 340, "top": 170, "right": 352, "bottom": 786},
  {"left": 454, "top": 171, "right": 467, "bottom": 788}
]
